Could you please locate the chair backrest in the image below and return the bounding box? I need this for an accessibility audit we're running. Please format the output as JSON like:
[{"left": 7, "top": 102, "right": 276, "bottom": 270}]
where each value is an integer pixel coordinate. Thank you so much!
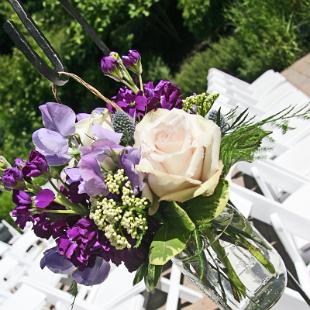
[{"left": 251, "top": 72, "right": 285, "bottom": 96}]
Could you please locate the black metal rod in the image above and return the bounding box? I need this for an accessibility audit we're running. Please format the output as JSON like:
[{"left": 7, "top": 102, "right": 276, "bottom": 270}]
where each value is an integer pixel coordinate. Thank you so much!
[
  {"left": 287, "top": 269, "right": 310, "bottom": 306},
  {"left": 3, "top": 0, "right": 68, "bottom": 86},
  {"left": 60, "top": 0, "right": 110, "bottom": 55}
]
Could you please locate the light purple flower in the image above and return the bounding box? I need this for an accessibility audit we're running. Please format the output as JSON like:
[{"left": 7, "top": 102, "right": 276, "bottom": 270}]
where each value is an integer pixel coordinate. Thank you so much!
[
  {"left": 22, "top": 150, "right": 48, "bottom": 178},
  {"left": 41, "top": 247, "right": 110, "bottom": 286},
  {"left": 78, "top": 154, "right": 108, "bottom": 196},
  {"left": 39, "top": 102, "right": 75, "bottom": 136},
  {"left": 122, "top": 50, "right": 140, "bottom": 67},
  {"left": 120, "top": 147, "right": 142, "bottom": 193},
  {"left": 35, "top": 189, "right": 55, "bottom": 209},
  {"left": 78, "top": 138, "right": 123, "bottom": 196},
  {"left": 33, "top": 103, "right": 76, "bottom": 166},
  {"left": 101, "top": 55, "right": 118, "bottom": 73},
  {"left": 40, "top": 247, "right": 75, "bottom": 274},
  {"left": 1, "top": 167, "right": 23, "bottom": 189},
  {"left": 72, "top": 256, "right": 110, "bottom": 286}
]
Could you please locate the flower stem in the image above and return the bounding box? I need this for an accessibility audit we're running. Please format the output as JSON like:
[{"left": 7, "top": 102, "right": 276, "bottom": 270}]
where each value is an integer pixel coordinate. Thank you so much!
[
  {"left": 139, "top": 74, "right": 144, "bottom": 94},
  {"left": 48, "top": 177, "right": 88, "bottom": 215},
  {"left": 58, "top": 71, "right": 122, "bottom": 111}
]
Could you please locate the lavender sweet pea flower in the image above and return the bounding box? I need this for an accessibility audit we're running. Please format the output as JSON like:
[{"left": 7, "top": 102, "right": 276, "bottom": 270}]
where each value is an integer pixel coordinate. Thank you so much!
[
  {"left": 40, "top": 247, "right": 75, "bottom": 274},
  {"left": 78, "top": 137, "right": 123, "bottom": 196},
  {"left": 1, "top": 167, "right": 23, "bottom": 189},
  {"left": 41, "top": 247, "right": 110, "bottom": 286},
  {"left": 32, "top": 129, "right": 71, "bottom": 166},
  {"left": 39, "top": 102, "right": 75, "bottom": 136},
  {"left": 72, "top": 256, "right": 110, "bottom": 286},
  {"left": 78, "top": 155, "right": 108, "bottom": 196},
  {"left": 120, "top": 147, "right": 143, "bottom": 193},
  {"left": 35, "top": 189, "right": 55, "bottom": 209},
  {"left": 101, "top": 55, "right": 118, "bottom": 73},
  {"left": 22, "top": 150, "right": 48, "bottom": 178},
  {"left": 33, "top": 103, "right": 76, "bottom": 166}
]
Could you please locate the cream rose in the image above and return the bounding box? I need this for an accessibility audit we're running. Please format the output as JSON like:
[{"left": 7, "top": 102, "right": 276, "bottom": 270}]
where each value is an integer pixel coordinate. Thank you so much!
[
  {"left": 75, "top": 109, "right": 113, "bottom": 146},
  {"left": 134, "top": 108, "right": 223, "bottom": 203}
]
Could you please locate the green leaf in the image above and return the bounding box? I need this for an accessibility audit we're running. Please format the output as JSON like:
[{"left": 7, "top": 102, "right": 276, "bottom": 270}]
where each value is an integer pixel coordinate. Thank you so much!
[
  {"left": 149, "top": 201, "right": 195, "bottom": 265},
  {"left": 68, "top": 280, "right": 78, "bottom": 310},
  {"left": 184, "top": 179, "right": 229, "bottom": 224},
  {"left": 145, "top": 264, "right": 163, "bottom": 291},
  {"left": 205, "top": 228, "right": 246, "bottom": 302},
  {"left": 133, "top": 263, "right": 148, "bottom": 285},
  {"left": 161, "top": 201, "right": 195, "bottom": 232},
  {"left": 149, "top": 223, "right": 191, "bottom": 265}
]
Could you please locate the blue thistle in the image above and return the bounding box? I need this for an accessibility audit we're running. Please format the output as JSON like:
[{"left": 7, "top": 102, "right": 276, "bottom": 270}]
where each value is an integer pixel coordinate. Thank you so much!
[{"left": 112, "top": 111, "right": 135, "bottom": 145}]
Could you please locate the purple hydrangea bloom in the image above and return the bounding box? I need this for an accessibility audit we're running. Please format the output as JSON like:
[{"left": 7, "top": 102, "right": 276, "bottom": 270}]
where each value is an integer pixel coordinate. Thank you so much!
[
  {"left": 22, "top": 150, "right": 48, "bottom": 178},
  {"left": 57, "top": 218, "right": 111, "bottom": 268},
  {"left": 122, "top": 50, "right": 140, "bottom": 67},
  {"left": 1, "top": 167, "right": 23, "bottom": 189},
  {"left": 101, "top": 55, "right": 118, "bottom": 73},
  {"left": 35, "top": 189, "right": 55, "bottom": 209},
  {"left": 33, "top": 102, "right": 76, "bottom": 166}
]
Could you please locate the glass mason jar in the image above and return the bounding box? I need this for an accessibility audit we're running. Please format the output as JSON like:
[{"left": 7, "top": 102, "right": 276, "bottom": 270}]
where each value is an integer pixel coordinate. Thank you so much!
[{"left": 173, "top": 203, "right": 287, "bottom": 310}]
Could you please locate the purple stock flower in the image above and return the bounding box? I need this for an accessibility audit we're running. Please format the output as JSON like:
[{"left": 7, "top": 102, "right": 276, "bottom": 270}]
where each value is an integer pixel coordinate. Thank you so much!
[
  {"left": 109, "top": 87, "right": 147, "bottom": 118},
  {"left": 1, "top": 167, "right": 23, "bottom": 189},
  {"left": 101, "top": 55, "right": 118, "bottom": 73},
  {"left": 22, "top": 150, "right": 48, "bottom": 178},
  {"left": 11, "top": 205, "right": 32, "bottom": 229},
  {"left": 13, "top": 190, "right": 32, "bottom": 205},
  {"left": 119, "top": 147, "right": 142, "bottom": 193},
  {"left": 33, "top": 102, "right": 76, "bottom": 166},
  {"left": 57, "top": 218, "right": 111, "bottom": 268},
  {"left": 35, "top": 189, "right": 55, "bottom": 209},
  {"left": 32, "top": 213, "right": 68, "bottom": 239},
  {"left": 155, "top": 80, "right": 182, "bottom": 109},
  {"left": 108, "top": 80, "right": 182, "bottom": 118},
  {"left": 122, "top": 50, "right": 140, "bottom": 67},
  {"left": 41, "top": 247, "right": 110, "bottom": 286},
  {"left": 14, "top": 158, "right": 26, "bottom": 169},
  {"left": 11, "top": 190, "right": 32, "bottom": 229}
]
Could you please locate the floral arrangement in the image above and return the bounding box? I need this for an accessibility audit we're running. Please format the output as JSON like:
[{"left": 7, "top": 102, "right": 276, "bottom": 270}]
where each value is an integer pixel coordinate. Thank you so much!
[{"left": 1, "top": 50, "right": 309, "bottom": 305}]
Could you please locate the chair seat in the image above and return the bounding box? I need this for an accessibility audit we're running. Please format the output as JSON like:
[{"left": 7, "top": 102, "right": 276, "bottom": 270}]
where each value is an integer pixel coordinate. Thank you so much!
[{"left": 283, "top": 184, "right": 310, "bottom": 220}]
